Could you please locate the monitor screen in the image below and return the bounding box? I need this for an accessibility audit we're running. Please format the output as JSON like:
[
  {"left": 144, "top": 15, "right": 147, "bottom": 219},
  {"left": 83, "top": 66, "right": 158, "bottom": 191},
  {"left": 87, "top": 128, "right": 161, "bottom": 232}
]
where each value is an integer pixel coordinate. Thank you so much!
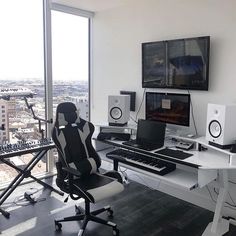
[
  {"left": 142, "top": 36, "right": 210, "bottom": 90},
  {"left": 145, "top": 92, "right": 190, "bottom": 127},
  {"left": 136, "top": 119, "right": 166, "bottom": 145}
]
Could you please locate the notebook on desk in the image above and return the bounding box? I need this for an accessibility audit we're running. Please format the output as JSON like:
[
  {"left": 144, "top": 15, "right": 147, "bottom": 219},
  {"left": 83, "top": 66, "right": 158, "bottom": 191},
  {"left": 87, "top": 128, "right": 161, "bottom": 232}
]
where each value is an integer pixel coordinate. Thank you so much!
[{"left": 122, "top": 119, "right": 166, "bottom": 151}]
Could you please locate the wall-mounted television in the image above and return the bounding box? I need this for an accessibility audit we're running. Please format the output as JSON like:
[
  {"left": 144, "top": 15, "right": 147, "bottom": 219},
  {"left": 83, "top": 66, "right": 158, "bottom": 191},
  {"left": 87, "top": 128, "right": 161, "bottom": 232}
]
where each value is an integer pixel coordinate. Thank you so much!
[
  {"left": 145, "top": 92, "right": 190, "bottom": 127},
  {"left": 142, "top": 36, "right": 210, "bottom": 90}
]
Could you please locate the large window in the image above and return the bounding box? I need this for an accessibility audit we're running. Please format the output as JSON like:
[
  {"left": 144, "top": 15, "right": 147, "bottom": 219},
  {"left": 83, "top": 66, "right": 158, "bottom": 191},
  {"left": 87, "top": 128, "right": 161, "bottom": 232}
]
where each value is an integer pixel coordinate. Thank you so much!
[
  {"left": 0, "top": 1, "right": 91, "bottom": 184},
  {"left": 51, "top": 10, "right": 89, "bottom": 120},
  {"left": 0, "top": 0, "right": 46, "bottom": 183}
]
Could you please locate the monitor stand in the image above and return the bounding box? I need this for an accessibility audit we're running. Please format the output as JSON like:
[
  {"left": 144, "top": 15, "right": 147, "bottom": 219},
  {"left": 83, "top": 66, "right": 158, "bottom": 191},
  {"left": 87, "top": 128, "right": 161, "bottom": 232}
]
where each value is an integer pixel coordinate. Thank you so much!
[{"left": 166, "top": 124, "right": 196, "bottom": 139}]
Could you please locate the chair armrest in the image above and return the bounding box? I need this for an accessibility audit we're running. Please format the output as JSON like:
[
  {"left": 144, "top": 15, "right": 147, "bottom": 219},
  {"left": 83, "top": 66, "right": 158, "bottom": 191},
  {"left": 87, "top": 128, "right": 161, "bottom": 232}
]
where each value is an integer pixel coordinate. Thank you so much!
[{"left": 62, "top": 167, "right": 82, "bottom": 177}]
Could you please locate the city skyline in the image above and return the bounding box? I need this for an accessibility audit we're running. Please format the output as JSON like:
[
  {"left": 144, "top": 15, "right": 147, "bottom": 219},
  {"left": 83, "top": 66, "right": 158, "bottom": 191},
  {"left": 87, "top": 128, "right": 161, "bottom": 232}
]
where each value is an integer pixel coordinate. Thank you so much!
[{"left": 0, "top": 78, "right": 89, "bottom": 143}]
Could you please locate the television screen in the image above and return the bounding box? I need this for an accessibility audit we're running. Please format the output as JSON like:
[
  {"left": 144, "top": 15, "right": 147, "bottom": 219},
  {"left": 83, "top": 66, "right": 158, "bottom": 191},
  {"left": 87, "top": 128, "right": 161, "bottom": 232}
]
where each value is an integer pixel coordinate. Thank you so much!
[
  {"left": 142, "top": 41, "right": 166, "bottom": 88},
  {"left": 142, "top": 36, "right": 210, "bottom": 90},
  {"left": 145, "top": 92, "right": 190, "bottom": 127}
]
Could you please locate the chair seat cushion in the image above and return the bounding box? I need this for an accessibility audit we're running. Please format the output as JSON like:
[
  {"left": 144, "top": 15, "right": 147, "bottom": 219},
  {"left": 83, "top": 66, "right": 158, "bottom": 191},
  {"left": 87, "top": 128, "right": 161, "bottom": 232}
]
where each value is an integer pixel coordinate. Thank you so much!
[{"left": 73, "top": 173, "right": 124, "bottom": 203}]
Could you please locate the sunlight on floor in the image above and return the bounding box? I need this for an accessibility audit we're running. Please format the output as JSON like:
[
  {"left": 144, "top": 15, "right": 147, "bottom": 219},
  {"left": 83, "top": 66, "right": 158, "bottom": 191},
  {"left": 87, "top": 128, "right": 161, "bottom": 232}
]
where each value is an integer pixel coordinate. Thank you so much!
[{"left": 2, "top": 217, "right": 37, "bottom": 235}]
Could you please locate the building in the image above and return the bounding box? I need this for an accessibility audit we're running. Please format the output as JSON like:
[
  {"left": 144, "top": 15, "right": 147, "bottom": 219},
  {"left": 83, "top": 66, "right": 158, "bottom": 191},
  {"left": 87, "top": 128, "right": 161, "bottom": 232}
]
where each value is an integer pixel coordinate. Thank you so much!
[
  {"left": 74, "top": 96, "right": 89, "bottom": 120},
  {"left": 0, "top": 99, "right": 9, "bottom": 143}
]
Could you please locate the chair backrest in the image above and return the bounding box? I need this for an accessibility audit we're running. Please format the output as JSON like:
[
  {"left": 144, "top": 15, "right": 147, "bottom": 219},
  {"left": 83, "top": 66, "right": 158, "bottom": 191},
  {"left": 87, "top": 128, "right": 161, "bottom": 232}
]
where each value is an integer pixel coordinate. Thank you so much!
[{"left": 52, "top": 102, "right": 101, "bottom": 177}]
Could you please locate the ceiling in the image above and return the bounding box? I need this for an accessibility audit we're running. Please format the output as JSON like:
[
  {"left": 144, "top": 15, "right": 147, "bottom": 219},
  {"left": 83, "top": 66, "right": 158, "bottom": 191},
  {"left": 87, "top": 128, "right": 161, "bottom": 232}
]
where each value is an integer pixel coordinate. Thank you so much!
[{"left": 52, "top": 0, "right": 129, "bottom": 12}]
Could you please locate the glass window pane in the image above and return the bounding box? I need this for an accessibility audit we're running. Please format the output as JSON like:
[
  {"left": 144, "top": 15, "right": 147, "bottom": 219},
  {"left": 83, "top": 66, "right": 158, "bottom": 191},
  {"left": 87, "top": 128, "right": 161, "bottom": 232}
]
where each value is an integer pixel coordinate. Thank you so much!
[
  {"left": 0, "top": 0, "right": 46, "bottom": 183},
  {"left": 51, "top": 11, "right": 89, "bottom": 120}
]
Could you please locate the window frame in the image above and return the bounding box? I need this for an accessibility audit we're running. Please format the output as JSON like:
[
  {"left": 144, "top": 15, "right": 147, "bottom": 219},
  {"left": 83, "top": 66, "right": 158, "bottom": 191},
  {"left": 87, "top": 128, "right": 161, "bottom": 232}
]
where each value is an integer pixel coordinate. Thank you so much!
[{"left": 44, "top": 1, "right": 93, "bottom": 172}]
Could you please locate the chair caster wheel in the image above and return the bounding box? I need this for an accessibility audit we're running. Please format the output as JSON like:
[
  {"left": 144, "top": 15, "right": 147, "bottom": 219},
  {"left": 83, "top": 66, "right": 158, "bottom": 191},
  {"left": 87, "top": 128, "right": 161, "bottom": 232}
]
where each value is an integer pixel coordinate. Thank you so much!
[
  {"left": 55, "top": 221, "right": 62, "bottom": 231},
  {"left": 113, "top": 227, "right": 119, "bottom": 236},
  {"left": 107, "top": 209, "right": 113, "bottom": 218}
]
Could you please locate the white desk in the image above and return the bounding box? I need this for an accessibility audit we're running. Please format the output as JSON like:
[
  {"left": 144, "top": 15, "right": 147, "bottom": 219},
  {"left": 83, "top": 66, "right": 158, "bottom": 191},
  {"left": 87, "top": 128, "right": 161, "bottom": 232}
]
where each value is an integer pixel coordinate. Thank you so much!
[{"left": 96, "top": 136, "right": 236, "bottom": 236}]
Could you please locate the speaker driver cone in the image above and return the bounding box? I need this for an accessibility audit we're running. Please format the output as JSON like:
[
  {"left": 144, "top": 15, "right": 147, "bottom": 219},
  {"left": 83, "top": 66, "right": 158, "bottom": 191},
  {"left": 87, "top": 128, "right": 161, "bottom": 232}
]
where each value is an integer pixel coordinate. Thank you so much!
[
  {"left": 110, "top": 107, "right": 122, "bottom": 120},
  {"left": 208, "top": 120, "right": 222, "bottom": 138}
]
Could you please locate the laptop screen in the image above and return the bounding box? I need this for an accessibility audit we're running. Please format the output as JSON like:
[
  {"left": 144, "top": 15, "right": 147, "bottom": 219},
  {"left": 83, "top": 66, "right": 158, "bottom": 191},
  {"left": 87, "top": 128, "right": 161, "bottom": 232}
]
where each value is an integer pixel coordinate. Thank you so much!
[{"left": 136, "top": 119, "right": 166, "bottom": 145}]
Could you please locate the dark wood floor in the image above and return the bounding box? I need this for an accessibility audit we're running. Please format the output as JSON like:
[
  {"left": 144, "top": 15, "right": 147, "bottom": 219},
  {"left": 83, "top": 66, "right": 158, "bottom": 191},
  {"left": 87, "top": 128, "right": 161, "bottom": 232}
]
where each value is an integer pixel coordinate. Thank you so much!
[{"left": 0, "top": 179, "right": 236, "bottom": 236}]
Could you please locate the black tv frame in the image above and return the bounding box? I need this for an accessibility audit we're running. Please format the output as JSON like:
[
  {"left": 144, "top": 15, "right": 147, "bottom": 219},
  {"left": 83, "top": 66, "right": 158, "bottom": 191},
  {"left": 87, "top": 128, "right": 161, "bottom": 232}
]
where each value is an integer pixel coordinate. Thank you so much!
[
  {"left": 145, "top": 92, "right": 191, "bottom": 127},
  {"left": 142, "top": 36, "right": 210, "bottom": 90}
]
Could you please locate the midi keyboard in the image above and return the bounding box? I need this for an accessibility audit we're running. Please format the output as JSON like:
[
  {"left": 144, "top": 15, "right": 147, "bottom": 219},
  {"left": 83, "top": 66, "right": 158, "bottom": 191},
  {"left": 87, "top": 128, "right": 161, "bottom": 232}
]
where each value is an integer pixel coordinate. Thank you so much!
[
  {"left": 106, "top": 148, "right": 176, "bottom": 176},
  {"left": 0, "top": 138, "right": 55, "bottom": 159}
]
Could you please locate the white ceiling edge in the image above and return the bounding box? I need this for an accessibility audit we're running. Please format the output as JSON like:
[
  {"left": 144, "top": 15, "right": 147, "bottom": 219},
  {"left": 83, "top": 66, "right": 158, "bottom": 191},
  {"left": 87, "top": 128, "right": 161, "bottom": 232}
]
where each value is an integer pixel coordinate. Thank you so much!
[{"left": 51, "top": 0, "right": 129, "bottom": 12}]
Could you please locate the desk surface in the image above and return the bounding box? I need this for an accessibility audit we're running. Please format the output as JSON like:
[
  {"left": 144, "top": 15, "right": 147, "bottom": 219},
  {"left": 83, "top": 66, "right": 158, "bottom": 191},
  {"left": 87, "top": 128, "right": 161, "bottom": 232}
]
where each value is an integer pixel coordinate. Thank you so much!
[
  {"left": 100, "top": 138, "right": 235, "bottom": 170},
  {"left": 96, "top": 135, "right": 236, "bottom": 190}
]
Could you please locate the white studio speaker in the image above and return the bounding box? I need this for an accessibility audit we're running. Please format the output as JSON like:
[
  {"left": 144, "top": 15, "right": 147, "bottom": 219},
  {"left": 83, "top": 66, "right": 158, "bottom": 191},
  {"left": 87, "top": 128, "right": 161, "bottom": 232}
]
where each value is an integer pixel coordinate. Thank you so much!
[
  {"left": 206, "top": 103, "right": 236, "bottom": 149},
  {"left": 108, "top": 95, "right": 130, "bottom": 126}
]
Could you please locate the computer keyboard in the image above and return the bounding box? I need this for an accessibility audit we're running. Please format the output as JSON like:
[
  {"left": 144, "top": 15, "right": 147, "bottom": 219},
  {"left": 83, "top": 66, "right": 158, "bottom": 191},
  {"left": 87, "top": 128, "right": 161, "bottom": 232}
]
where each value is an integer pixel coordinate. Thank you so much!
[
  {"left": 106, "top": 148, "right": 176, "bottom": 176},
  {"left": 122, "top": 140, "right": 163, "bottom": 151},
  {"left": 155, "top": 148, "right": 193, "bottom": 160}
]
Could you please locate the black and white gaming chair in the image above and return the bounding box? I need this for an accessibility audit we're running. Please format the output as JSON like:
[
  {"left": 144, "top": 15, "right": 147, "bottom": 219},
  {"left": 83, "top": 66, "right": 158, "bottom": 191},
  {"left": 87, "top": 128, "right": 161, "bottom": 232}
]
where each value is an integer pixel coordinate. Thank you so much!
[{"left": 52, "top": 102, "right": 124, "bottom": 236}]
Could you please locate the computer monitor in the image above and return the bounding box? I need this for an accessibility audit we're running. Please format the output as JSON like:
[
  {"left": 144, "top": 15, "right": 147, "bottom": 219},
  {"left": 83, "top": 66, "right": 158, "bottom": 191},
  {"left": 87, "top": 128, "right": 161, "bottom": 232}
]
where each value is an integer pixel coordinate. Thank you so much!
[{"left": 145, "top": 92, "right": 190, "bottom": 127}]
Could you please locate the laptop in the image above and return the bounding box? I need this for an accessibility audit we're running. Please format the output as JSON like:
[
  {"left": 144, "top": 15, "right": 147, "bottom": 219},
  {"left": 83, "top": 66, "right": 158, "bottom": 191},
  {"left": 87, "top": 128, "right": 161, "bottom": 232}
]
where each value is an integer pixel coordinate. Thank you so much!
[{"left": 122, "top": 119, "right": 166, "bottom": 151}]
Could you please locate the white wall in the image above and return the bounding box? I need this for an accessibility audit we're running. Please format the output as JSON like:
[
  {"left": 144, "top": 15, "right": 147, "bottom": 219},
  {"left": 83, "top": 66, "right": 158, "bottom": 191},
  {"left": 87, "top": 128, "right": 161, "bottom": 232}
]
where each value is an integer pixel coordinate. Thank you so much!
[
  {"left": 91, "top": 0, "right": 236, "bottom": 219},
  {"left": 91, "top": 0, "right": 236, "bottom": 136}
]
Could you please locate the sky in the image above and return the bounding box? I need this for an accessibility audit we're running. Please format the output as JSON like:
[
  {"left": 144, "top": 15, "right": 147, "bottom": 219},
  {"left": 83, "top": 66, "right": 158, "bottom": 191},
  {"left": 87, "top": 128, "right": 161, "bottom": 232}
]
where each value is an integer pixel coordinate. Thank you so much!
[{"left": 0, "top": 0, "right": 88, "bottom": 81}]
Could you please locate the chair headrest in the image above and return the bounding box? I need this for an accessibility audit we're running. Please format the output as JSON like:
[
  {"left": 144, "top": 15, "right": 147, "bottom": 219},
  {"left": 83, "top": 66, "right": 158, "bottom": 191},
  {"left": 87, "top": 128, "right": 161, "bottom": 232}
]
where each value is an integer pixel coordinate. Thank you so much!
[{"left": 55, "top": 102, "right": 80, "bottom": 126}]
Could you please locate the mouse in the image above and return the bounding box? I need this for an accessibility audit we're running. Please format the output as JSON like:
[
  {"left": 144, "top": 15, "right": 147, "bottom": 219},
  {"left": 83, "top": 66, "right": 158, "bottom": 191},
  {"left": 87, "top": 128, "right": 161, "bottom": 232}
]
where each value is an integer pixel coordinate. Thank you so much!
[{"left": 230, "top": 144, "right": 236, "bottom": 153}]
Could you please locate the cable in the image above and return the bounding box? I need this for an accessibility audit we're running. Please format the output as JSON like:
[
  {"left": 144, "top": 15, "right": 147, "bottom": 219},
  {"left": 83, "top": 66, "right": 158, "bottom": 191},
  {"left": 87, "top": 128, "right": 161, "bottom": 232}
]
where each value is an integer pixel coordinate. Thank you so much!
[
  {"left": 13, "top": 187, "right": 46, "bottom": 206},
  {"left": 206, "top": 185, "right": 216, "bottom": 203},
  {"left": 224, "top": 205, "right": 236, "bottom": 211},
  {"left": 1, "top": 187, "right": 44, "bottom": 208},
  {"left": 24, "top": 192, "right": 37, "bottom": 204},
  {"left": 129, "top": 172, "right": 162, "bottom": 191},
  {"left": 14, "top": 196, "right": 33, "bottom": 206},
  {"left": 129, "top": 115, "right": 137, "bottom": 124},
  {"left": 13, "top": 196, "right": 46, "bottom": 206},
  {"left": 26, "top": 187, "right": 43, "bottom": 195},
  {"left": 187, "top": 90, "right": 198, "bottom": 136},
  {"left": 229, "top": 180, "right": 236, "bottom": 185},
  {"left": 207, "top": 185, "right": 235, "bottom": 210},
  {"left": 118, "top": 166, "right": 128, "bottom": 173},
  {"left": 118, "top": 166, "right": 128, "bottom": 181},
  {"left": 135, "top": 88, "right": 146, "bottom": 122},
  {"left": 227, "top": 190, "right": 236, "bottom": 206},
  {"left": 213, "top": 187, "right": 236, "bottom": 208},
  {"left": 118, "top": 165, "right": 161, "bottom": 191}
]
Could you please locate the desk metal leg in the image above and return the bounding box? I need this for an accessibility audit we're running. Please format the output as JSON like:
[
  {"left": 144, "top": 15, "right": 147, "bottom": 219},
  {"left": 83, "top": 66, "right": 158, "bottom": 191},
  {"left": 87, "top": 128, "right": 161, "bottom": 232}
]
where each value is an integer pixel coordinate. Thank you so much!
[
  {"left": 113, "top": 160, "right": 119, "bottom": 171},
  {"left": 0, "top": 150, "right": 48, "bottom": 206},
  {"left": 202, "top": 169, "right": 229, "bottom": 236},
  {"left": 0, "top": 207, "right": 10, "bottom": 218},
  {"left": 29, "top": 175, "right": 63, "bottom": 196}
]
